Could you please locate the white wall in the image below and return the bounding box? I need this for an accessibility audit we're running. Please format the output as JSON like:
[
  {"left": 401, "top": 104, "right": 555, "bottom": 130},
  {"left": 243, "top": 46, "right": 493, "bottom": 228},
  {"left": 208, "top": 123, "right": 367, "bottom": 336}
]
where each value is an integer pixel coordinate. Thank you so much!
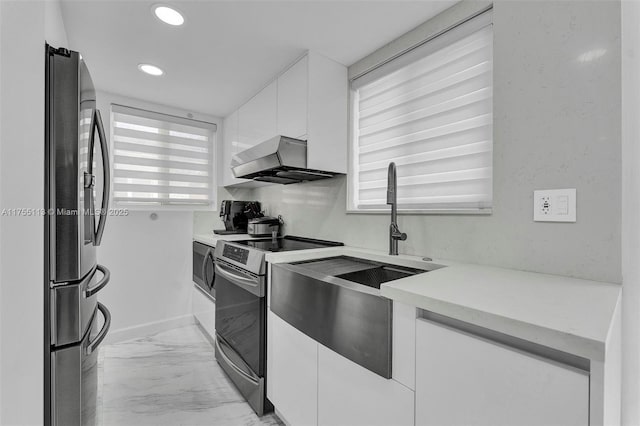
[
  {"left": 0, "top": 0, "right": 3, "bottom": 415},
  {"left": 95, "top": 91, "right": 221, "bottom": 336},
  {"left": 621, "top": 1, "right": 640, "bottom": 424},
  {"left": 237, "top": 0, "right": 623, "bottom": 284},
  {"left": 98, "top": 210, "right": 194, "bottom": 335},
  {"left": 0, "top": 0, "right": 66, "bottom": 423},
  {"left": 45, "top": 0, "right": 69, "bottom": 47}
]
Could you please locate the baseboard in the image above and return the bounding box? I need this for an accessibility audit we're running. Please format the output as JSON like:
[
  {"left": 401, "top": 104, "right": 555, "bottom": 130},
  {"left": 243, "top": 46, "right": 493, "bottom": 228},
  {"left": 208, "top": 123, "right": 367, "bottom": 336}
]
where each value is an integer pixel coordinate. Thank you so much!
[
  {"left": 274, "top": 409, "right": 290, "bottom": 426},
  {"left": 104, "top": 314, "right": 195, "bottom": 344},
  {"left": 193, "top": 317, "right": 216, "bottom": 348}
]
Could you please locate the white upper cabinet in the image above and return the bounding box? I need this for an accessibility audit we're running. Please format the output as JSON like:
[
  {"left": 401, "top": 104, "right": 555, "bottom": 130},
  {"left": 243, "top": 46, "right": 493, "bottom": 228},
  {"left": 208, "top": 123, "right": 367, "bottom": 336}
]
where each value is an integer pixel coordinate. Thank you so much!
[
  {"left": 221, "top": 110, "right": 249, "bottom": 187},
  {"left": 221, "top": 81, "right": 276, "bottom": 187},
  {"left": 238, "top": 80, "right": 278, "bottom": 151},
  {"left": 304, "top": 52, "right": 347, "bottom": 173},
  {"left": 220, "top": 51, "right": 347, "bottom": 187},
  {"left": 277, "top": 52, "right": 348, "bottom": 174},
  {"left": 277, "top": 56, "right": 308, "bottom": 139}
]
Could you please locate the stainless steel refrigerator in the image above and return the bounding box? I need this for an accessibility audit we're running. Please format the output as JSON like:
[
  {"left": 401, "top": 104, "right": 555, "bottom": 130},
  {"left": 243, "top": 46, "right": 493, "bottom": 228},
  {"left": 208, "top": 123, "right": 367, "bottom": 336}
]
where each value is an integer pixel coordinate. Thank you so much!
[{"left": 45, "top": 44, "right": 112, "bottom": 426}]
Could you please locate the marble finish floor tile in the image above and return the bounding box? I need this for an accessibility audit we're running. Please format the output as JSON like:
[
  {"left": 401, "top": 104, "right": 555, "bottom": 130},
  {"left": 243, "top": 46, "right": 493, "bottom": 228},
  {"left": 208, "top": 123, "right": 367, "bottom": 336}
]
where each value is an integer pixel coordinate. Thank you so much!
[{"left": 98, "top": 324, "right": 282, "bottom": 426}]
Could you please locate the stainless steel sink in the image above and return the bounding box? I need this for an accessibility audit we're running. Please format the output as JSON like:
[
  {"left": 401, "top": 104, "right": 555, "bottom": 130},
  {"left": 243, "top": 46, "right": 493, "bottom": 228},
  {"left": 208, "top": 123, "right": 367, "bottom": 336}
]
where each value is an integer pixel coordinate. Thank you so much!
[
  {"left": 270, "top": 256, "right": 439, "bottom": 379},
  {"left": 335, "top": 264, "right": 424, "bottom": 289},
  {"left": 290, "top": 256, "right": 429, "bottom": 289}
]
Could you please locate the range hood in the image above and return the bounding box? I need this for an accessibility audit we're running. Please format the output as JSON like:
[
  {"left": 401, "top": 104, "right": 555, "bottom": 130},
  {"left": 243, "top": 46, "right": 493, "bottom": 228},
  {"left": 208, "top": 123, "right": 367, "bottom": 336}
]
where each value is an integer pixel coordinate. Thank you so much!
[{"left": 231, "top": 135, "right": 339, "bottom": 184}]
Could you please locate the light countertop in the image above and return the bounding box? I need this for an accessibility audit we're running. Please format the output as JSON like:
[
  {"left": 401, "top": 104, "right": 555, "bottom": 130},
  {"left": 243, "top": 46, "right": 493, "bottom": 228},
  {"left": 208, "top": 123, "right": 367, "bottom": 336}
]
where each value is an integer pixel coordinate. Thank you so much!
[
  {"left": 382, "top": 263, "right": 620, "bottom": 361},
  {"left": 194, "top": 234, "right": 621, "bottom": 361},
  {"left": 262, "top": 246, "right": 620, "bottom": 362}
]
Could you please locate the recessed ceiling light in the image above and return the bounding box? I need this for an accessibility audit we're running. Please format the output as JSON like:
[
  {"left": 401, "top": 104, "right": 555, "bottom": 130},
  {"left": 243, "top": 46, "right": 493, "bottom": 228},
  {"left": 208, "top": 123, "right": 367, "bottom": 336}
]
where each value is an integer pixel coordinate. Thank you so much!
[
  {"left": 153, "top": 5, "right": 184, "bottom": 26},
  {"left": 138, "top": 63, "right": 164, "bottom": 76}
]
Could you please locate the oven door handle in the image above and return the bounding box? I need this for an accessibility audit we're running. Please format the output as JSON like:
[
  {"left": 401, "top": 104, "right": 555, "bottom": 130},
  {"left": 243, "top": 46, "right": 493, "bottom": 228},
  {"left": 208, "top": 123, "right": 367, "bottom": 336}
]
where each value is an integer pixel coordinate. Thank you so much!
[
  {"left": 215, "top": 336, "right": 260, "bottom": 385},
  {"left": 202, "top": 248, "right": 213, "bottom": 289},
  {"left": 214, "top": 262, "right": 264, "bottom": 297}
]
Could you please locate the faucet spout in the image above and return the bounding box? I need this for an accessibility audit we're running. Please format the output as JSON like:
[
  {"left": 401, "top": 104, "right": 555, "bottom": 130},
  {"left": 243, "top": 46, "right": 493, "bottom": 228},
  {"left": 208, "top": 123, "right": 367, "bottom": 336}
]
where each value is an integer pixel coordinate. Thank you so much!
[
  {"left": 387, "top": 162, "right": 397, "bottom": 206},
  {"left": 387, "top": 162, "right": 407, "bottom": 255}
]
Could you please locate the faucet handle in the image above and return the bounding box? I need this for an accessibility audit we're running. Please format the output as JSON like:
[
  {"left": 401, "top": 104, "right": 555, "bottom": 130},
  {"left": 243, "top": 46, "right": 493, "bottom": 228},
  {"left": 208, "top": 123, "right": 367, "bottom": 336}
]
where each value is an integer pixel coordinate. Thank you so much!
[{"left": 390, "top": 225, "right": 407, "bottom": 241}]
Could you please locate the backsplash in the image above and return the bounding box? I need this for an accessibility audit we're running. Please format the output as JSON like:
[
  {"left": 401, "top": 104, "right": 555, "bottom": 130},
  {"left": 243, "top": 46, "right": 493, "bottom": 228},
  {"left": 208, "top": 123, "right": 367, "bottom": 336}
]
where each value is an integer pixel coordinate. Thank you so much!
[{"left": 244, "top": 176, "right": 389, "bottom": 249}]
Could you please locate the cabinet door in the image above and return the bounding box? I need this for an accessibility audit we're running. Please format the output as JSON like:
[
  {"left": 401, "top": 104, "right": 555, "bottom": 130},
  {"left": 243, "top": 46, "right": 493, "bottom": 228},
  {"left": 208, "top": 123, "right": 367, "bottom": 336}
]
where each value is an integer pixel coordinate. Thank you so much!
[
  {"left": 277, "top": 56, "right": 308, "bottom": 139},
  {"left": 415, "top": 318, "right": 589, "bottom": 426},
  {"left": 221, "top": 110, "right": 248, "bottom": 187},
  {"left": 192, "top": 285, "right": 215, "bottom": 341},
  {"left": 317, "top": 344, "right": 414, "bottom": 426},
  {"left": 267, "top": 311, "right": 318, "bottom": 426},
  {"left": 238, "top": 81, "right": 277, "bottom": 151}
]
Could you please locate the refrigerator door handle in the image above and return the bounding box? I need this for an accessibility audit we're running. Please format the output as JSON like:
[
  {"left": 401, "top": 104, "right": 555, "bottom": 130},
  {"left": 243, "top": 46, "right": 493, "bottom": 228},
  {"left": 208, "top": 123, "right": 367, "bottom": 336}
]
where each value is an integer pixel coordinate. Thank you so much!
[
  {"left": 85, "top": 108, "right": 97, "bottom": 186},
  {"left": 86, "top": 302, "right": 111, "bottom": 355},
  {"left": 93, "top": 109, "right": 110, "bottom": 246},
  {"left": 85, "top": 264, "right": 110, "bottom": 298}
]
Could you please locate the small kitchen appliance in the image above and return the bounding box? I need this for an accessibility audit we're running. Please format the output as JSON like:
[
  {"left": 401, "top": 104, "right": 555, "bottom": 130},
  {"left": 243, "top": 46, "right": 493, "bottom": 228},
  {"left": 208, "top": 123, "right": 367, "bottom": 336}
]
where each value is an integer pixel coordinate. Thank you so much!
[
  {"left": 247, "top": 216, "right": 283, "bottom": 237},
  {"left": 213, "top": 236, "right": 343, "bottom": 415},
  {"left": 214, "top": 200, "right": 261, "bottom": 234},
  {"left": 193, "top": 241, "right": 215, "bottom": 300}
]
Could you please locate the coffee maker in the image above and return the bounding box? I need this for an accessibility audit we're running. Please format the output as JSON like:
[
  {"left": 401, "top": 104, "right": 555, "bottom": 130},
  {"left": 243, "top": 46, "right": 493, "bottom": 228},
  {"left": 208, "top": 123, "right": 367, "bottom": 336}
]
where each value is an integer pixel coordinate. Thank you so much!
[{"left": 214, "top": 200, "right": 262, "bottom": 234}]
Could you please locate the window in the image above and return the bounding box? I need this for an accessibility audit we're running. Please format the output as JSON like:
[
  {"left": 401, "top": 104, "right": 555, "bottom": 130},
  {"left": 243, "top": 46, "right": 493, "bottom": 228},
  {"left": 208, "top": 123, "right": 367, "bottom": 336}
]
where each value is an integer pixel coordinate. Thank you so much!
[
  {"left": 349, "top": 11, "right": 493, "bottom": 213},
  {"left": 110, "top": 104, "right": 216, "bottom": 207}
]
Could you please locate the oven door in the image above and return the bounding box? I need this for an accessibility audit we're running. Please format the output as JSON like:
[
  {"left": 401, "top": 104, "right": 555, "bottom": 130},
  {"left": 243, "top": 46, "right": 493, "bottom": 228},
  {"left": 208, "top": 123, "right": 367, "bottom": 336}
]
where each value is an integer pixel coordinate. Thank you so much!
[
  {"left": 193, "top": 241, "right": 215, "bottom": 298},
  {"left": 214, "top": 260, "right": 266, "bottom": 376}
]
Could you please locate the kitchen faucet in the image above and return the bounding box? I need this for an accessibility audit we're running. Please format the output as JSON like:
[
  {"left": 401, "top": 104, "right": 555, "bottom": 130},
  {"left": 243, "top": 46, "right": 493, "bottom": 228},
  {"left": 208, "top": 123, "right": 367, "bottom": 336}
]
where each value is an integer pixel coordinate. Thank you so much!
[{"left": 387, "top": 162, "right": 407, "bottom": 255}]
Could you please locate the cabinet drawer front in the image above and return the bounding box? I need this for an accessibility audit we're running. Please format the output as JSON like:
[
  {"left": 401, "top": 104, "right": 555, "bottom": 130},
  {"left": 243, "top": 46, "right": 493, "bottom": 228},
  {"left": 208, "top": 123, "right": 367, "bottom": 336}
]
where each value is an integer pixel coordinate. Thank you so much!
[
  {"left": 267, "top": 311, "right": 318, "bottom": 426},
  {"left": 318, "top": 345, "right": 414, "bottom": 426},
  {"left": 415, "top": 318, "right": 589, "bottom": 426}
]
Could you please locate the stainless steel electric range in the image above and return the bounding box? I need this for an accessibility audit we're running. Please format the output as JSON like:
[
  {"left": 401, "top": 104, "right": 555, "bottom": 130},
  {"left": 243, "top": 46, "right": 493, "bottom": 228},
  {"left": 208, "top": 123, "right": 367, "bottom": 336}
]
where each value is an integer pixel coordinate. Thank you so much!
[{"left": 213, "top": 236, "right": 343, "bottom": 415}]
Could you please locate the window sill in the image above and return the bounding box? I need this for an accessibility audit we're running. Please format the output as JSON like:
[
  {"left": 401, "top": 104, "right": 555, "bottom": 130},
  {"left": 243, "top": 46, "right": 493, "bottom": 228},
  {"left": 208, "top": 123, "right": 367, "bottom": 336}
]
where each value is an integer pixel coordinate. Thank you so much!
[
  {"left": 113, "top": 203, "right": 215, "bottom": 213},
  {"left": 346, "top": 208, "right": 493, "bottom": 216}
]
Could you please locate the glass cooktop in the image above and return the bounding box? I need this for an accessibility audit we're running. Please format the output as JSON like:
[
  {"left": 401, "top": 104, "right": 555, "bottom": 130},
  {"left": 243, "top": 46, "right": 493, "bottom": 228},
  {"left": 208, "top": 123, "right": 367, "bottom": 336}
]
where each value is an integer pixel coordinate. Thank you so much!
[{"left": 232, "top": 236, "right": 343, "bottom": 253}]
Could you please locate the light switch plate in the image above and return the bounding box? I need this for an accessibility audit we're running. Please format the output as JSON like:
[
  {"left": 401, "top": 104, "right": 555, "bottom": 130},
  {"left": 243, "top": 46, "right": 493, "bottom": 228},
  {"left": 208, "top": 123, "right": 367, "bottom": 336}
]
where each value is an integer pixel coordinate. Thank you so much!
[{"left": 533, "top": 189, "right": 576, "bottom": 222}]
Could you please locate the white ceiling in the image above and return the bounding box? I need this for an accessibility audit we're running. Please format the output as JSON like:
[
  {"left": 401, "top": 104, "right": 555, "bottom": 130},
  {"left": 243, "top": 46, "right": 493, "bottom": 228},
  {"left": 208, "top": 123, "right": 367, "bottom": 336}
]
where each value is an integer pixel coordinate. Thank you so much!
[{"left": 61, "top": 0, "right": 457, "bottom": 117}]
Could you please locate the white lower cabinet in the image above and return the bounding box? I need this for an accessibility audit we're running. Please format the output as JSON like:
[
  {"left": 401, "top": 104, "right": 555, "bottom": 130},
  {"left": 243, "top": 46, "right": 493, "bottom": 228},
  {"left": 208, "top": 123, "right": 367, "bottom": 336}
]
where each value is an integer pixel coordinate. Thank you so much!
[
  {"left": 317, "top": 345, "right": 414, "bottom": 426},
  {"left": 191, "top": 285, "right": 215, "bottom": 340},
  {"left": 415, "top": 318, "right": 589, "bottom": 426},
  {"left": 267, "top": 308, "right": 413, "bottom": 426},
  {"left": 268, "top": 307, "right": 590, "bottom": 426},
  {"left": 267, "top": 311, "right": 318, "bottom": 426}
]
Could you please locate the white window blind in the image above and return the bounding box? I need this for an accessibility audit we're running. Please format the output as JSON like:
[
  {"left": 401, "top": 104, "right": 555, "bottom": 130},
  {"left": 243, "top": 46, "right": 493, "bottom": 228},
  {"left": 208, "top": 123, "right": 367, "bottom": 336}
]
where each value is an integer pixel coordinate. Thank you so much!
[
  {"left": 349, "top": 10, "right": 493, "bottom": 213},
  {"left": 111, "top": 104, "right": 216, "bottom": 206}
]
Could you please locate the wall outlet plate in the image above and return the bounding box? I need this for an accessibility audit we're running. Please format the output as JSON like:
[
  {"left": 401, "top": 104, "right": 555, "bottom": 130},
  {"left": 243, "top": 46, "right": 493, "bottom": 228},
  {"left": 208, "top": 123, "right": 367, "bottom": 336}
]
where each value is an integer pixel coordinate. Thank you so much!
[{"left": 533, "top": 189, "right": 576, "bottom": 222}]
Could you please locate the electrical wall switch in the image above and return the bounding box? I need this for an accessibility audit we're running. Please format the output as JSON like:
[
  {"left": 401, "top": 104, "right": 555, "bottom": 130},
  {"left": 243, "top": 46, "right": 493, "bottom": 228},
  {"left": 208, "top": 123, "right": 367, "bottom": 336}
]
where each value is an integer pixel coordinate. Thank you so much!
[{"left": 533, "top": 189, "right": 576, "bottom": 222}]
